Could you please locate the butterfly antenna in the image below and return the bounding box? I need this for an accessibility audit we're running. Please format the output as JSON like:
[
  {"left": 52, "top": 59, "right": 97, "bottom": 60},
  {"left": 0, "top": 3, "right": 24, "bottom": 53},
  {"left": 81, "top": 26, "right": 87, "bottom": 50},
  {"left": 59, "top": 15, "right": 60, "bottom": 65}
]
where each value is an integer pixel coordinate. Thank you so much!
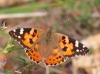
[
  {"left": 42, "top": 10, "right": 51, "bottom": 27},
  {"left": 58, "top": 19, "right": 69, "bottom": 26}
]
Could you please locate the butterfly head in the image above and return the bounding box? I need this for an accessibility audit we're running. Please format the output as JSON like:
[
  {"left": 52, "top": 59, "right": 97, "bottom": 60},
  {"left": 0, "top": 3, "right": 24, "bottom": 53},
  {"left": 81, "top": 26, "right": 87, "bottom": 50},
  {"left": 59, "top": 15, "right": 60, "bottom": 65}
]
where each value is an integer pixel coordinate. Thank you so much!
[
  {"left": 47, "top": 26, "right": 53, "bottom": 31},
  {"left": 45, "top": 26, "right": 53, "bottom": 43}
]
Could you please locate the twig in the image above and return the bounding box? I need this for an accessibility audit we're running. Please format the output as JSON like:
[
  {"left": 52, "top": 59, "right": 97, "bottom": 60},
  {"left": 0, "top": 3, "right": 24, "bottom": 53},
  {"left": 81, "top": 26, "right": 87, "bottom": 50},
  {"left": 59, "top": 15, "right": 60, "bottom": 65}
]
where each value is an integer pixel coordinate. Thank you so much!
[
  {"left": 49, "top": 67, "right": 64, "bottom": 74},
  {"left": 45, "top": 66, "right": 49, "bottom": 74},
  {"left": 0, "top": 12, "right": 47, "bottom": 19},
  {"left": 40, "top": 64, "right": 64, "bottom": 74}
]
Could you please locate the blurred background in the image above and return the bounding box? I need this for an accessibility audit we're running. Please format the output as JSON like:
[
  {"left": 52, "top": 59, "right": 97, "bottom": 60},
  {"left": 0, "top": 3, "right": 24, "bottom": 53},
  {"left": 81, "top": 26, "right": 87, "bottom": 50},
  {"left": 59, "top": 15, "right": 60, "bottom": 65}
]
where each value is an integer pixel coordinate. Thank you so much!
[{"left": 0, "top": 0, "right": 100, "bottom": 74}]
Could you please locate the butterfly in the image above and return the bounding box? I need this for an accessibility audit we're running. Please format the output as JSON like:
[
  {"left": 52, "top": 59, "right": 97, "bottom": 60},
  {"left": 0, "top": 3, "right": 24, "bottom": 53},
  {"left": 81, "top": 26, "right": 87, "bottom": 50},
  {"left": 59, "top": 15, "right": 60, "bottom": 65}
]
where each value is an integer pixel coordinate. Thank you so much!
[{"left": 9, "top": 26, "right": 89, "bottom": 66}]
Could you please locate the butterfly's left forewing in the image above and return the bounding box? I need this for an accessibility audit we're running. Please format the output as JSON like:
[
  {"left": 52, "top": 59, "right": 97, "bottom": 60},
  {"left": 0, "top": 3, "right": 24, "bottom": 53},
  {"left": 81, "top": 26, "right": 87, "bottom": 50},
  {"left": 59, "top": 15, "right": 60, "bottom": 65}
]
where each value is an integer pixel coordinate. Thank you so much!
[{"left": 55, "top": 33, "right": 89, "bottom": 58}]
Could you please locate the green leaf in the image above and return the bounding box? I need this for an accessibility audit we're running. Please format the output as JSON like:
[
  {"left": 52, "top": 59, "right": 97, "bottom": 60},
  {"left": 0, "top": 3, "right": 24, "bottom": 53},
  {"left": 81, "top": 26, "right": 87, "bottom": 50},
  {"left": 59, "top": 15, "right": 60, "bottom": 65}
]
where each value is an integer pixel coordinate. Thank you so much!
[{"left": 12, "top": 57, "right": 27, "bottom": 64}]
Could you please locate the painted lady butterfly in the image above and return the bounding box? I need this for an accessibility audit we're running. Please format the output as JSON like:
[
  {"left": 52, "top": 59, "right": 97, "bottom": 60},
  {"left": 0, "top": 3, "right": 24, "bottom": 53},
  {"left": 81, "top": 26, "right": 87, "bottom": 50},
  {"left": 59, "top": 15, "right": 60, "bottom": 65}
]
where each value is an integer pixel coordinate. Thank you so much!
[{"left": 9, "top": 27, "right": 89, "bottom": 66}]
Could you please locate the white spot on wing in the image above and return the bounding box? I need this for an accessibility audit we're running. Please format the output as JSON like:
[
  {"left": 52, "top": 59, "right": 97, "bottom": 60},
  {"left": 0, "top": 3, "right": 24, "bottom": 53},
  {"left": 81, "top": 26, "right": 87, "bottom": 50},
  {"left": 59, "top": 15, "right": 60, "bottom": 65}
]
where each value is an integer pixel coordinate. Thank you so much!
[
  {"left": 80, "top": 50, "right": 82, "bottom": 52},
  {"left": 18, "top": 36, "right": 21, "bottom": 38},
  {"left": 83, "top": 45, "right": 85, "bottom": 48},
  {"left": 20, "top": 28, "right": 24, "bottom": 34},
  {"left": 76, "top": 49, "right": 79, "bottom": 52},
  {"left": 75, "top": 40, "right": 79, "bottom": 47},
  {"left": 13, "top": 30, "right": 16, "bottom": 32}
]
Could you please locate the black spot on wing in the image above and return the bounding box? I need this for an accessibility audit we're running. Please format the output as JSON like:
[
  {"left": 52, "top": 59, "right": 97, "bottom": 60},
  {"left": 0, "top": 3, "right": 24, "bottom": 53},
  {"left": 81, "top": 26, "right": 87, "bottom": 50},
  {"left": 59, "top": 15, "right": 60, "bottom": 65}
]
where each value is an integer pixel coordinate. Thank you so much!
[
  {"left": 68, "top": 37, "right": 76, "bottom": 45},
  {"left": 59, "top": 56, "right": 61, "bottom": 58},
  {"left": 62, "top": 40, "right": 66, "bottom": 44},
  {"left": 23, "top": 28, "right": 31, "bottom": 34},
  {"left": 32, "top": 34, "right": 35, "bottom": 37},
  {"left": 29, "top": 38, "right": 34, "bottom": 44},
  {"left": 54, "top": 63, "right": 57, "bottom": 65},
  {"left": 32, "top": 29, "right": 38, "bottom": 37},
  {"left": 45, "top": 63, "right": 48, "bottom": 65},
  {"left": 34, "top": 29, "right": 37, "bottom": 34},
  {"left": 62, "top": 36, "right": 65, "bottom": 40},
  {"left": 62, "top": 46, "right": 68, "bottom": 51}
]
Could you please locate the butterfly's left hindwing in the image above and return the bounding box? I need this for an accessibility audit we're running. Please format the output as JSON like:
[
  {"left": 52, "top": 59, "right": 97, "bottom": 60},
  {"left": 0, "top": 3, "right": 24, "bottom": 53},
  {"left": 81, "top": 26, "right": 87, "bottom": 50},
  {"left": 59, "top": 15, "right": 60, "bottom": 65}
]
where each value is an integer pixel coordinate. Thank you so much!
[{"left": 56, "top": 33, "right": 89, "bottom": 57}]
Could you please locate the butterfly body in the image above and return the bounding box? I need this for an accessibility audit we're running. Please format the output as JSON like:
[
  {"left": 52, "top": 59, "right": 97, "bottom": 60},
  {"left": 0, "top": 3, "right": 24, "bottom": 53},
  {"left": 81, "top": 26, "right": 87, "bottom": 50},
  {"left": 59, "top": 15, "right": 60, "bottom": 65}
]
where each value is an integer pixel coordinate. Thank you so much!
[
  {"left": 44, "top": 27, "right": 53, "bottom": 45},
  {"left": 9, "top": 28, "right": 89, "bottom": 66}
]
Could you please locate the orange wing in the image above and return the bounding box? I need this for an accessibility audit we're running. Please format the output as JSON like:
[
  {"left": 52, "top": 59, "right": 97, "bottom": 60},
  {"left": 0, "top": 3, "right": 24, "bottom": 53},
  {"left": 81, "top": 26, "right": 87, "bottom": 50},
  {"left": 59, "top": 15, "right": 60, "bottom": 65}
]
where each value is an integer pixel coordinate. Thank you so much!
[
  {"left": 9, "top": 28, "right": 45, "bottom": 63},
  {"left": 56, "top": 33, "right": 89, "bottom": 57}
]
